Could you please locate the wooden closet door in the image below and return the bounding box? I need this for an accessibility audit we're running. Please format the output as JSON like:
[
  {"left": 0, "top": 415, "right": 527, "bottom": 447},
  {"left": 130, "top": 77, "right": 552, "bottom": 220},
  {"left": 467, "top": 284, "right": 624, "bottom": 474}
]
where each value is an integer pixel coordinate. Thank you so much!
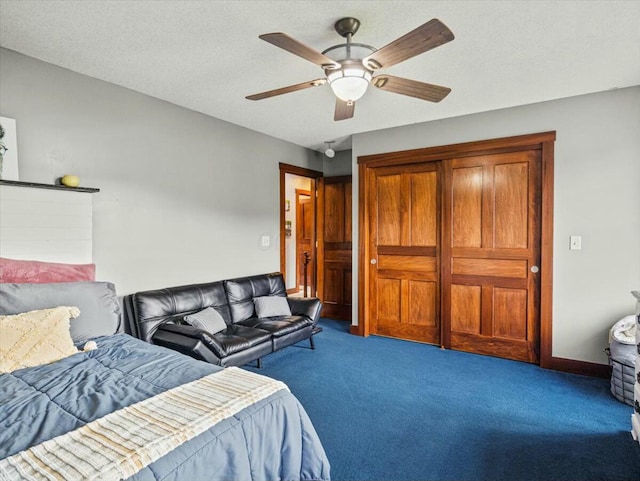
[
  {"left": 369, "top": 163, "right": 440, "bottom": 344},
  {"left": 443, "top": 150, "right": 541, "bottom": 362},
  {"left": 317, "top": 176, "right": 352, "bottom": 320}
]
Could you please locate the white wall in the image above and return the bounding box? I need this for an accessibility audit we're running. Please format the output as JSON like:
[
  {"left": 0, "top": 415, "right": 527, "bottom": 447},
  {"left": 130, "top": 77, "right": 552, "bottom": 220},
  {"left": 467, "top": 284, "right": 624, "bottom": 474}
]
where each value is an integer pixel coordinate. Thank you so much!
[
  {"left": 0, "top": 48, "right": 322, "bottom": 294},
  {"left": 351, "top": 86, "right": 640, "bottom": 365}
]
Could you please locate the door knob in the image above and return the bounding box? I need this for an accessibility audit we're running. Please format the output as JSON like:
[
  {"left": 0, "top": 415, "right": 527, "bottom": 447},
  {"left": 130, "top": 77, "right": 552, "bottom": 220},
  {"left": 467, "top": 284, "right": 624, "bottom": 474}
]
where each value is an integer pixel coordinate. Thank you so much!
[
  {"left": 370, "top": 258, "right": 377, "bottom": 265},
  {"left": 531, "top": 265, "right": 539, "bottom": 273}
]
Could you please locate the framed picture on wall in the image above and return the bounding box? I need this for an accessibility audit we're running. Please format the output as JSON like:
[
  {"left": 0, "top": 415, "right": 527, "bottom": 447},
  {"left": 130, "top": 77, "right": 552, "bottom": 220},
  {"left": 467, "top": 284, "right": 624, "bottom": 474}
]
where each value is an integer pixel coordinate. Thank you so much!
[{"left": 0, "top": 116, "right": 19, "bottom": 181}]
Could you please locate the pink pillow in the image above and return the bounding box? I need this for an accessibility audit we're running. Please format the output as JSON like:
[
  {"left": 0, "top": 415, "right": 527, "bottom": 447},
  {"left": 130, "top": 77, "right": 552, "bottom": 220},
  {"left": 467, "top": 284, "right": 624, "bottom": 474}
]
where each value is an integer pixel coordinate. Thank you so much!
[{"left": 0, "top": 257, "right": 95, "bottom": 283}]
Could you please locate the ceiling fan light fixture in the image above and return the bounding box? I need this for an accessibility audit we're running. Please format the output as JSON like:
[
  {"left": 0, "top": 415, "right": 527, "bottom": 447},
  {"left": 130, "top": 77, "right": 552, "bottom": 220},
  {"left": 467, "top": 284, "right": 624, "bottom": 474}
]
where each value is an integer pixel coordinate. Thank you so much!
[
  {"left": 249, "top": 17, "right": 454, "bottom": 121},
  {"left": 327, "top": 66, "right": 372, "bottom": 102}
]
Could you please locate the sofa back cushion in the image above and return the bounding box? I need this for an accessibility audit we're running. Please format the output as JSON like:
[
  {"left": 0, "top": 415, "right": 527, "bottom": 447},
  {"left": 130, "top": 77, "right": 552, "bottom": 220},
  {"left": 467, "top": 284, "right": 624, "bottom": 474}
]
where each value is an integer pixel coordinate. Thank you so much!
[
  {"left": 131, "top": 281, "right": 230, "bottom": 342},
  {"left": 224, "top": 273, "right": 286, "bottom": 323}
]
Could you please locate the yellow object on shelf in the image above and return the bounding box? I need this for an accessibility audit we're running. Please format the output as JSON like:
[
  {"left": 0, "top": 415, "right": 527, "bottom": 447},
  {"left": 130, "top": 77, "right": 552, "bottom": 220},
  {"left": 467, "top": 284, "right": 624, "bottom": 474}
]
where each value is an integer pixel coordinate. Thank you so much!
[{"left": 61, "top": 175, "right": 80, "bottom": 187}]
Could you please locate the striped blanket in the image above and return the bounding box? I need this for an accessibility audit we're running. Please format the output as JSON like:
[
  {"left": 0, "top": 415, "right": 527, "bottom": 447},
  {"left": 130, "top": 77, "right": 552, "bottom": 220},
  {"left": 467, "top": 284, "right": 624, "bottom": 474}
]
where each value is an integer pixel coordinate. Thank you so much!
[{"left": 0, "top": 367, "right": 288, "bottom": 481}]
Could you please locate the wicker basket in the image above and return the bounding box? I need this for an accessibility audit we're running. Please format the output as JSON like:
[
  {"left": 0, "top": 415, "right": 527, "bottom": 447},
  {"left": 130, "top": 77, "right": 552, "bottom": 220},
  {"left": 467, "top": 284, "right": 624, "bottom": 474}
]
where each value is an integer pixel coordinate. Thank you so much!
[{"left": 605, "top": 346, "right": 636, "bottom": 406}]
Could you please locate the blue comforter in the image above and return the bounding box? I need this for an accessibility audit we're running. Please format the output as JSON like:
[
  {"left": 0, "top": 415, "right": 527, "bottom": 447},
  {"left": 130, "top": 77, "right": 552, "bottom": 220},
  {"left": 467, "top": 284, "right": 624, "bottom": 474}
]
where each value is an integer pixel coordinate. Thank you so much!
[{"left": 0, "top": 334, "right": 330, "bottom": 481}]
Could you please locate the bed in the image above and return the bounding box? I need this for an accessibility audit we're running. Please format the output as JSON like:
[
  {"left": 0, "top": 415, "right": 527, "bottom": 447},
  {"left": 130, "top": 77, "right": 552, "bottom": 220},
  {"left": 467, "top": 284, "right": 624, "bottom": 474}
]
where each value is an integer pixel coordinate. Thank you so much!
[{"left": 0, "top": 278, "right": 330, "bottom": 481}]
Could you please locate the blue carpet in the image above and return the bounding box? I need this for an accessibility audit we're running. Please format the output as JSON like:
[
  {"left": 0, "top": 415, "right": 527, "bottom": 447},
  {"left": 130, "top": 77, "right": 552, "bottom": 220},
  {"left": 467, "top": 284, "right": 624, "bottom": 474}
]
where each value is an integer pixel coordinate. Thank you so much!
[{"left": 247, "top": 319, "right": 640, "bottom": 481}]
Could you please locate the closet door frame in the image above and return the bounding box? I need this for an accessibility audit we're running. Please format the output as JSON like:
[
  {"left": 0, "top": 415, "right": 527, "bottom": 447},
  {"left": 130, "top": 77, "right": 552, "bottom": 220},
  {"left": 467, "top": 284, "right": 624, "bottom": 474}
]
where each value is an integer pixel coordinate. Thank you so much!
[{"left": 356, "top": 131, "right": 556, "bottom": 369}]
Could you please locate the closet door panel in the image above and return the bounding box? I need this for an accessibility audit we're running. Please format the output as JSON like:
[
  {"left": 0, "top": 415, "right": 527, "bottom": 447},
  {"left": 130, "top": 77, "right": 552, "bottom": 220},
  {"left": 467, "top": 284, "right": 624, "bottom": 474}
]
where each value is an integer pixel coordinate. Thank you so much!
[
  {"left": 411, "top": 171, "right": 438, "bottom": 246},
  {"left": 377, "top": 174, "right": 403, "bottom": 246},
  {"left": 377, "top": 277, "right": 402, "bottom": 323},
  {"left": 408, "top": 280, "right": 438, "bottom": 327},
  {"left": 494, "top": 162, "right": 529, "bottom": 249},
  {"left": 445, "top": 150, "right": 541, "bottom": 363},
  {"left": 450, "top": 284, "right": 481, "bottom": 334},
  {"left": 493, "top": 287, "right": 528, "bottom": 340},
  {"left": 451, "top": 166, "right": 482, "bottom": 248},
  {"left": 369, "top": 163, "right": 440, "bottom": 344}
]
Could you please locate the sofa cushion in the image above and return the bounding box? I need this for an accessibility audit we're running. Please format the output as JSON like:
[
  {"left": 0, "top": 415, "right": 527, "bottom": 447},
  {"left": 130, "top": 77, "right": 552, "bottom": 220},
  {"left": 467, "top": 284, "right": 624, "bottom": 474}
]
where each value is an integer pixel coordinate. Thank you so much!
[
  {"left": 131, "top": 281, "right": 230, "bottom": 342},
  {"left": 254, "top": 296, "right": 291, "bottom": 318},
  {"left": 184, "top": 307, "right": 227, "bottom": 334},
  {"left": 224, "top": 273, "right": 286, "bottom": 323},
  {"left": 238, "top": 315, "right": 313, "bottom": 338},
  {"left": 208, "top": 325, "right": 272, "bottom": 356}
]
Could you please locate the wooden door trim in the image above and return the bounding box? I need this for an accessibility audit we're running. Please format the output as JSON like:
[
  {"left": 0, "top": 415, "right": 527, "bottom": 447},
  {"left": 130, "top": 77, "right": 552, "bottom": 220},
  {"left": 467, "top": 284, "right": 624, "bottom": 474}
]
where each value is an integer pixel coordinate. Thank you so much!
[
  {"left": 539, "top": 140, "right": 554, "bottom": 370},
  {"left": 354, "top": 162, "right": 368, "bottom": 336},
  {"left": 279, "top": 163, "right": 322, "bottom": 296},
  {"left": 358, "top": 131, "right": 556, "bottom": 167},
  {"left": 316, "top": 178, "right": 326, "bottom": 311},
  {"left": 322, "top": 174, "right": 352, "bottom": 184},
  {"left": 357, "top": 132, "right": 555, "bottom": 368}
]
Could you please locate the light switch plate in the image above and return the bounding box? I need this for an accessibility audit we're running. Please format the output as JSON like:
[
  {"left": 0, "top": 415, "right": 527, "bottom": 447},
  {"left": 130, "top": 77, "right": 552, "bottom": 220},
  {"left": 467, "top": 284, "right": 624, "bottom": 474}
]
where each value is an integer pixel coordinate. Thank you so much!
[
  {"left": 569, "top": 235, "right": 581, "bottom": 250},
  {"left": 261, "top": 235, "right": 270, "bottom": 248}
]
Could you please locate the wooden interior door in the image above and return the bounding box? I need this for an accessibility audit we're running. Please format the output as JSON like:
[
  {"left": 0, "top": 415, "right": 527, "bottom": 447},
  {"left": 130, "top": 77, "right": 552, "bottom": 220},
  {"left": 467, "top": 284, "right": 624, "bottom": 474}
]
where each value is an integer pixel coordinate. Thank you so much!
[
  {"left": 317, "top": 176, "right": 352, "bottom": 320},
  {"left": 296, "top": 190, "right": 313, "bottom": 295},
  {"left": 369, "top": 163, "right": 440, "bottom": 344},
  {"left": 442, "top": 150, "right": 541, "bottom": 362}
]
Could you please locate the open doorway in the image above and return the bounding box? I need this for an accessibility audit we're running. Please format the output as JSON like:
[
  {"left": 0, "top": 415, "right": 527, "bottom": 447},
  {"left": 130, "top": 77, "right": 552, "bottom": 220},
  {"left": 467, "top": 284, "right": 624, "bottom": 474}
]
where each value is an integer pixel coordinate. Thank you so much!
[
  {"left": 295, "top": 189, "right": 313, "bottom": 296},
  {"left": 279, "top": 163, "right": 322, "bottom": 298}
]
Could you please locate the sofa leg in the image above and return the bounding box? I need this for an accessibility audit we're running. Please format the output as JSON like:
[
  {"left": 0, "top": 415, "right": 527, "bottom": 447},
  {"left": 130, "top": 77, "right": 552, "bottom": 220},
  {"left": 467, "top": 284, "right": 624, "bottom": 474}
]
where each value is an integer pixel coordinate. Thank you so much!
[
  {"left": 256, "top": 358, "right": 262, "bottom": 369},
  {"left": 309, "top": 336, "right": 316, "bottom": 350}
]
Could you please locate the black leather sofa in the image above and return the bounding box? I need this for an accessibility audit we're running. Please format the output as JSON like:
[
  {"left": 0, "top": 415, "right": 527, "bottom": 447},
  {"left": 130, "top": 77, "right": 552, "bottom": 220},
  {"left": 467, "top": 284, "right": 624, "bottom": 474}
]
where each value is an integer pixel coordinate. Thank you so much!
[{"left": 124, "top": 272, "right": 322, "bottom": 367}]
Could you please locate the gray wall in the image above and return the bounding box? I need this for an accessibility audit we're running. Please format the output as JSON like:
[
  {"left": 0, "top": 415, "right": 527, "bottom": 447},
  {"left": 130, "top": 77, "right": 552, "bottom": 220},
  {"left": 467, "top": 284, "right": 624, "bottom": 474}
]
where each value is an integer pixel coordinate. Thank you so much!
[
  {"left": 351, "top": 86, "right": 640, "bottom": 364},
  {"left": 0, "top": 48, "right": 322, "bottom": 295},
  {"left": 323, "top": 149, "right": 352, "bottom": 177},
  {"left": 3, "top": 46, "right": 638, "bottom": 365}
]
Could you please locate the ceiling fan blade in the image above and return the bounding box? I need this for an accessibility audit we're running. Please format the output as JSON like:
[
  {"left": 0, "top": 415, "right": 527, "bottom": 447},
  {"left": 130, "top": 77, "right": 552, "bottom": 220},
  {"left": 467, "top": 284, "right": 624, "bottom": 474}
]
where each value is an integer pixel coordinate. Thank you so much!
[
  {"left": 259, "top": 33, "right": 339, "bottom": 69},
  {"left": 372, "top": 75, "right": 451, "bottom": 102},
  {"left": 334, "top": 99, "right": 355, "bottom": 121},
  {"left": 364, "top": 19, "right": 454, "bottom": 70},
  {"left": 246, "top": 79, "right": 327, "bottom": 101}
]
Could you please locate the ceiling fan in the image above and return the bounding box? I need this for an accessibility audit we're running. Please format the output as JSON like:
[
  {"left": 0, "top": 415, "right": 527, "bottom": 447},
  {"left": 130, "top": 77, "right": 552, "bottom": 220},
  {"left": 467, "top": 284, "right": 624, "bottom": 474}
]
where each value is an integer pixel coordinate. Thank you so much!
[{"left": 246, "top": 17, "right": 454, "bottom": 121}]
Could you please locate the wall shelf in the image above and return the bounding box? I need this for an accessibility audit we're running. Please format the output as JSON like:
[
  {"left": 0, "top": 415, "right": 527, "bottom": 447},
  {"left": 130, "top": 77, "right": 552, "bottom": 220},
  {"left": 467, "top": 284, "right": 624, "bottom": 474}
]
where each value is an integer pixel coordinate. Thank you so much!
[{"left": 0, "top": 180, "right": 99, "bottom": 193}]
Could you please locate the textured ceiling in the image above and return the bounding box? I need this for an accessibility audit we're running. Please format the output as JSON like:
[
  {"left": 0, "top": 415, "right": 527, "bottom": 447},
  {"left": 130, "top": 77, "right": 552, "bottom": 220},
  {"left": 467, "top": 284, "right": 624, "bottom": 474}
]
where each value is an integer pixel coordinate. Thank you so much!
[{"left": 0, "top": 1, "right": 638, "bottom": 152}]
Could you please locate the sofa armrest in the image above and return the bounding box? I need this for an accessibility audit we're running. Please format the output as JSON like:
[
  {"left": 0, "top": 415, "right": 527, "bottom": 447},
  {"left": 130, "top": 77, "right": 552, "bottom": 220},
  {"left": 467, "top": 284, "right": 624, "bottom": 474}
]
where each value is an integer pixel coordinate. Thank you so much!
[
  {"left": 152, "top": 323, "right": 225, "bottom": 363},
  {"left": 287, "top": 297, "right": 322, "bottom": 325}
]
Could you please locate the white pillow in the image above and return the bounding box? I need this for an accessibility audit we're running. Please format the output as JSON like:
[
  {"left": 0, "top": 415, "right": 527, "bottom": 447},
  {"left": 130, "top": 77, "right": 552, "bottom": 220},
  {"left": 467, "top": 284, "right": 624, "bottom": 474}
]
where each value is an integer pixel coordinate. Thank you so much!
[
  {"left": 184, "top": 307, "right": 227, "bottom": 334},
  {"left": 0, "top": 306, "right": 80, "bottom": 373},
  {"left": 253, "top": 296, "right": 292, "bottom": 318}
]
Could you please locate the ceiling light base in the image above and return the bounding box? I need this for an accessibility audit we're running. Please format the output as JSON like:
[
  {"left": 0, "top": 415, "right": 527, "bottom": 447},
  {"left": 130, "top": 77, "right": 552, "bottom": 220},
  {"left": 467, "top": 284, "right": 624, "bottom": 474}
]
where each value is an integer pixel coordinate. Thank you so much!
[
  {"left": 334, "top": 18, "right": 361, "bottom": 38},
  {"left": 324, "top": 141, "right": 336, "bottom": 158}
]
